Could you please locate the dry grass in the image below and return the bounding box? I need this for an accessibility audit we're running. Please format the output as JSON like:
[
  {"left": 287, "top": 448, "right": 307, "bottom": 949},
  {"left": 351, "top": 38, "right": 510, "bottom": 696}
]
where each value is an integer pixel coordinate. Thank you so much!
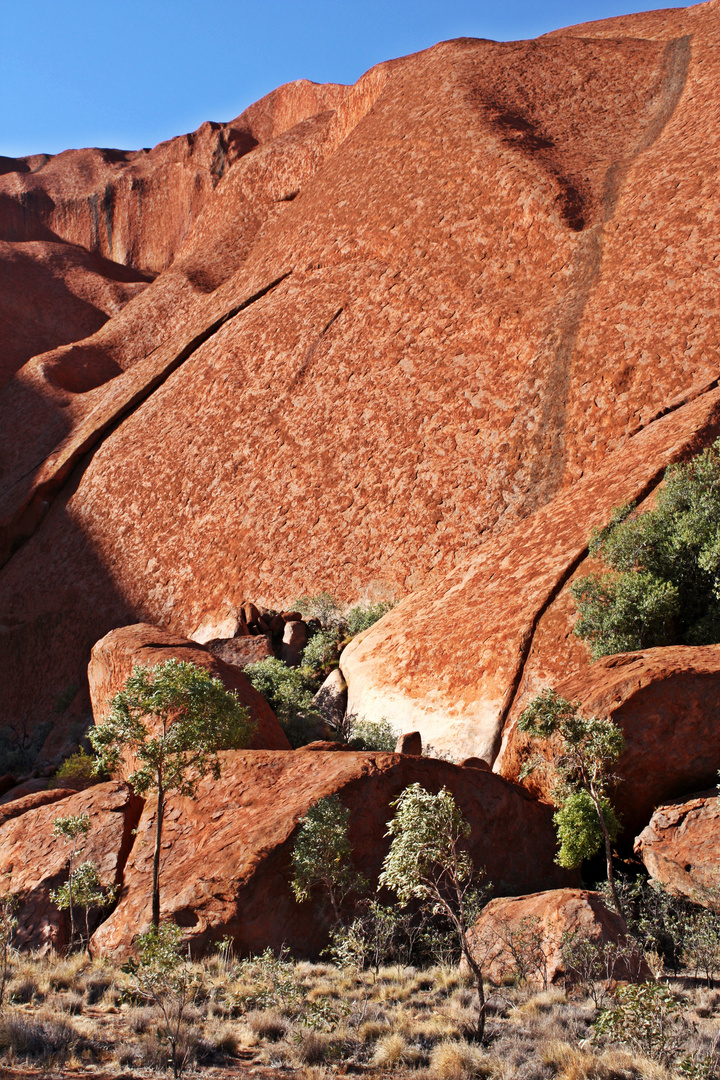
[{"left": 0, "top": 952, "right": 716, "bottom": 1078}]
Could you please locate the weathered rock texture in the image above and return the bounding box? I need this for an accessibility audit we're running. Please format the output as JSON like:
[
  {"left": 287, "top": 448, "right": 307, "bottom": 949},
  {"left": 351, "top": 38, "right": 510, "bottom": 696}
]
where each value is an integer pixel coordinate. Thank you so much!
[
  {"left": 0, "top": 781, "right": 141, "bottom": 951},
  {"left": 88, "top": 623, "right": 290, "bottom": 753},
  {"left": 3, "top": 3, "right": 720, "bottom": 759},
  {"left": 495, "top": 645, "right": 720, "bottom": 840},
  {"left": 91, "top": 750, "right": 575, "bottom": 957},
  {"left": 464, "top": 888, "right": 642, "bottom": 985},
  {"left": 635, "top": 789, "right": 720, "bottom": 908}
]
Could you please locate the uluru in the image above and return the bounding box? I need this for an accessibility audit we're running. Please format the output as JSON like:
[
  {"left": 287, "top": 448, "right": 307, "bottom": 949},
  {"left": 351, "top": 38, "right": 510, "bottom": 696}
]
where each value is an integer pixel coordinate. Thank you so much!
[{"left": 3, "top": 1, "right": 720, "bottom": 1072}]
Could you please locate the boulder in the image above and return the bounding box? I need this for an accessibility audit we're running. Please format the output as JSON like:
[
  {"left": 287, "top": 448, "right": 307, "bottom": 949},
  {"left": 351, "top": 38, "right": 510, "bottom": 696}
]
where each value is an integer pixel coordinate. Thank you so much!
[
  {"left": 464, "top": 888, "right": 643, "bottom": 986},
  {"left": 0, "top": 781, "right": 142, "bottom": 951},
  {"left": 496, "top": 645, "right": 720, "bottom": 841},
  {"left": 280, "top": 620, "right": 309, "bottom": 666},
  {"left": 205, "top": 635, "right": 275, "bottom": 669},
  {"left": 311, "top": 668, "right": 348, "bottom": 728},
  {"left": 191, "top": 610, "right": 247, "bottom": 644},
  {"left": 91, "top": 750, "right": 576, "bottom": 958},
  {"left": 635, "top": 790, "right": 720, "bottom": 908},
  {"left": 395, "top": 731, "right": 422, "bottom": 756},
  {"left": 88, "top": 623, "right": 290, "bottom": 753},
  {"left": 0, "top": 787, "right": 76, "bottom": 827},
  {"left": 0, "top": 778, "right": 48, "bottom": 805}
]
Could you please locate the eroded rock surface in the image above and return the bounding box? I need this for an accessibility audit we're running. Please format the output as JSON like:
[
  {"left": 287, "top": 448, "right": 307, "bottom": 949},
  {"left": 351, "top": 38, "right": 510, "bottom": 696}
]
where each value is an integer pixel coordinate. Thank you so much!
[
  {"left": 3, "top": 4, "right": 720, "bottom": 767},
  {"left": 91, "top": 750, "right": 575, "bottom": 957},
  {"left": 635, "top": 789, "right": 720, "bottom": 907},
  {"left": 88, "top": 623, "right": 290, "bottom": 753},
  {"left": 0, "top": 781, "right": 141, "bottom": 951}
]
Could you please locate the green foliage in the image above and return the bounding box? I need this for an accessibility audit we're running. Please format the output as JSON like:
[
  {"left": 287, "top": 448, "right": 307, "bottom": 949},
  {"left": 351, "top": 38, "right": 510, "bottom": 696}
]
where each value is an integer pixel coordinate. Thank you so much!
[
  {"left": 291, "top": 795, "right": 366, "bottom": 921},
  {"left": 560, "top": 929, "right": 645, "bottom": 1007},
  {"left": 572, "top": 438, "right": 720, "bottom": 658},
  {"left": 301, "top": 629, "right": 340, "bottom": 675},
  {"left": 554, "top": 790, "right": 619, "bottom": 868},
  {"left": 50, "top": 862, "right": 116, "bottom": 954},
  {"left": 518, "top": 689, "right": 624, "bottom": 910},
  {"left": 53, "top": 813, "right": 91, "bottom": 842},
  {"left": 345, "top": 601, "right": 394, "bottom": 636},
  {"left": 54, "top": 683, "right": 79, "bottom": 715},
  {"left": 89, "top": 660, "right": 254, "bottom": 798},
  {"left": 133, "top": 923, "right": 200, "bottom": 1079},
  {"left": 237, "top": 948, "right": 350, "bottom": 1031},
  {"left": 593, "top": 981, "right": 685, "bottom": 1065},
  {"left": 244, "top": 658, "right": 320, "bottom": 748},
  {"left": 53, "top": 750, "right": 102, "bottom": 789},
  {"left": 379, "top": 785, "right": 481, "bottom": 914},
  {"left": 379, "top": 784, "right": 489, "bottom": 1039},
  {"left": 293, "top": 592, "right": 342, "bottom": 626},
  {"left": 346, "top": 717, "right": 399, "bottom": 751},
  {"left": 681, "top": 906, "right": 720, "bottom": 987}
]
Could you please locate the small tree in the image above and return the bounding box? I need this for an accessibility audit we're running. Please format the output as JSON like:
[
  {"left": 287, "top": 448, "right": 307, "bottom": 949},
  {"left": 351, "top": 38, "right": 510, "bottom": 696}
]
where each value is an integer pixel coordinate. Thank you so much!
[
  {"left": 131, "top": 922, "right": 200, "bottom": 1078},
  {"left": 51, "top": 812, "right": 91, "bottom": 949},
  {"left": 378, "top": 784, "right": 489, "bottom": 1040},
  {"left": 291, "top": 794, "right": 367, "bottom": 922},
  {"left": 518, "top": 690, "right": 625, "bottom": 916},
  {"left": 0, "top": 889, "right": 18, "bottom": 1007},
  {"left": 90, "top": 660, "right": 255, "bottom": 927},
  {"left": 51, "top": 861, "right": 116, "bottom": 953}
]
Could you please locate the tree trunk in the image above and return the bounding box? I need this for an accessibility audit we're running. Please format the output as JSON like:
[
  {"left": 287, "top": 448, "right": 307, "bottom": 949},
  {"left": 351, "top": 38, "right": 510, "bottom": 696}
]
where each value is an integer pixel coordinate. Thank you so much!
[
  {"left": 462, "top": 947, "right": 486, "bottom": 1042},
  {"left": 590, "top": 787, "right": 623, "bottom": 919},
  {"left": 152, "top": 783, "right": 165, "bottom": 928}
]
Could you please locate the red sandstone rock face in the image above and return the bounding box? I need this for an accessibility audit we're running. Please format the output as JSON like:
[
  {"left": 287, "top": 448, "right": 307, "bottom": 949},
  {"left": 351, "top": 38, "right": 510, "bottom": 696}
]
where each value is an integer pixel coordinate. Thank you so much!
[
  {"left": 0, "top": 80, "right": 347, "bottom": 275},
  {"left": 3, "top": 6, "right": 720, "bottom": 759},
  {"left": 88, "top": 624, "right": 290, "bottom": 753},
  {"left": 91, "top": 750, "right": 575, "bottom": 957},
  {"left": 0, "top": 241, "right": 150, "bottom": 388},
  {"left": 0, "top": 787, "right": 76, "bottom": 825},
  {"left": 464, "top": 889, "right": 641, "bottom": 985},
  {"left": 635, "top": 789, "right": 720, "bottom": 907},
  {"left": 495, "top": 645, "right": 720, "bottom": 840},
  {"left": 0, "top": 781, "right": 141, "bottom": 951}
]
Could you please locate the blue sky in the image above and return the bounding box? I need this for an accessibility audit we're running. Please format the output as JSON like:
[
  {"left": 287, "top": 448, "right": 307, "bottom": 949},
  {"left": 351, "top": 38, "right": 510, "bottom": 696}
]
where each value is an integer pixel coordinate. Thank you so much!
[{"left": 1, "top": 0, "right": 694, "bottom": 158}]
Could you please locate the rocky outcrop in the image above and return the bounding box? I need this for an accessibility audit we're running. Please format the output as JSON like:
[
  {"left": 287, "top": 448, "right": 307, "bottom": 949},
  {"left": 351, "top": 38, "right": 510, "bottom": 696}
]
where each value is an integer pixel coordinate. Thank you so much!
[
  {"left": 0, "top": 781, "right": 141, "bottom": 951},
  {"left": 205, "top": 636, "right": 274, "bottom": 669},
  {"left": 4, "top": 4, "right": 720, "bottom": 767},
  {"left": 635, "top": 789, "right": 720, "bottom": 908},
  {"left": 464, "top": 888, "right": 643, "bottom": 985},
  {"left": 342, "top": 389, "right": 720, "bottom": 760},
  {"left": 91, "top": 750, "right": 575, "bottom": 957},
  {"left": 495, "top": 645, "right": 720, "bottom": 840},
  {"left": 311, "top": 669, "right": 348, "bottom": 728},
  {"left": 0, "top": 241, "right": 150, "bottom": 388},
  {"left": 87, "top": 623, "right": 290, "bottom": 753}
]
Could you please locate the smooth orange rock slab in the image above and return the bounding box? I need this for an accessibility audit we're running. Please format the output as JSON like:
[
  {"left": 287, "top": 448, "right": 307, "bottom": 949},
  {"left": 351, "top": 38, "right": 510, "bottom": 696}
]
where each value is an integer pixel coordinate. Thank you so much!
[
  {"left": 635, "top": 789, "right": 720, "bottom": 908},
  {"left": 496, "top": 645, "right": 720, "bottom": 841},
  {"left": 464, "top": 888, "right": 642, "bottom": 985},
  {"left": 0, "top": 781, "right": 141, "bottom": 951},
  {"left": 88, "top": 624, "right": 290, "bottom": 753},
  {"left": 342, "top": 387, "right": 720, "bottom": 762},
  {"left": 91, "top": 750, "right": 575, "bottom": 958}
]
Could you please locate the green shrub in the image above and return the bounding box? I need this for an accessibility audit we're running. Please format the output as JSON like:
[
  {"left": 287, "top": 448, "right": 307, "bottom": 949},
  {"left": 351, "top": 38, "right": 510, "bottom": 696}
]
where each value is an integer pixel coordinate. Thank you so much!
[
  {"left": 52, "top": 750, "right": 102, "bottom": 789},
  {"left": 293, "top": 592, "right": 342, "bottom": 626},
  {"left": 345, "top": 601, "right": 394, "bottom": 636},
  {"left": 593, "top": 981, "right": 686, "bottom": 1064},
  {"left": 346, "top": 717, "right": 399, "bottom": 751},
  {"left": 244, "top": 659, "right": 320, "bottom": 748},
  {"left": 301, "top": 629, "right": 340, "bottom": 675},
  {"left": 572, "top": 439, "right": 720, "bottom": 658}
]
